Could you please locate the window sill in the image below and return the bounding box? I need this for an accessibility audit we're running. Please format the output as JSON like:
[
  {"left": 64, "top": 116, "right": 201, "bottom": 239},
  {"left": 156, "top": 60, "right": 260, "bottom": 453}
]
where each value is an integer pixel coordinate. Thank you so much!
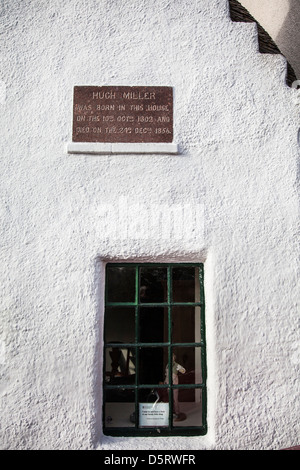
[{"left": 66, "top": 142, "right": 179, "bottom": 155}]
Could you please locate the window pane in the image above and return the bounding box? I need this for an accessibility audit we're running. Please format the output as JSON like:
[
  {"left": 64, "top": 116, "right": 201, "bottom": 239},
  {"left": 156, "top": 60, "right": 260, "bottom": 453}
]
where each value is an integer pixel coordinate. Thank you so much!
[
  {"left": 104, "top": 346, "right": 136, "bottom": 382},
  {"left": 139, "top": 347, "right": 168, "bottom": 385},
  {"left": 106, "top": 266, "right": 136, "bottom": 302},
  {"left": 104, "top": 390, "right": 135, "bottom": 428},
  {"left": 173, "top": 388, "right": 203, "bottom": 427},
  {"left": 172, "top": 267, "right": 199, "bottom": 302},
  {"left": 172, "top": 347, "right": 202, "bottom": 384},
  {"left": 139, "top": 267, "right": 167, "bottom": 303},
  {"left": 138, "top": 388, "right": 169, "bottom": 428},
  {"left": 105, "top": 307, "right": 135, "bottom": 343},
  {"left": 172, "top": 306, "right": 201, "bottom": 343},
  {"left": 139, "top": 306, "right": 168, "bottom": 343}
]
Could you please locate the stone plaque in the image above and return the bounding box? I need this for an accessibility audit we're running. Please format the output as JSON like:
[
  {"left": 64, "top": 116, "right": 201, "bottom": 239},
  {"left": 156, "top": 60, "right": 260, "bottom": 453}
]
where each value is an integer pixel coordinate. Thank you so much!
[{"left": 72, "top": 86, "right": 173, "bottom": 143}]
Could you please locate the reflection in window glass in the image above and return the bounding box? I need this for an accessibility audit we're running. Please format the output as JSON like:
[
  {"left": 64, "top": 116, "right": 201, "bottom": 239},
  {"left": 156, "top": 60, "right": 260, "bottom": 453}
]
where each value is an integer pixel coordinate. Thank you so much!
[
  {"left": 139, "top": 306, "right": 168, "bottom": 343},
  {"left": 105, "top": 346, "right": 136, "bottom": 383},
  {"left": 105, "top": 395, "right": 135, "bottom": 428},
  {"left": 105, "top": 307, "right": 135, "bottom": 343},
  {"left": 172, "top": 267, "right": 199, "bottom": 303},
  {"left": 139, "top": 347, "right": 168, "bottom": 385},
  {"left": 106, "top": 266, "right": 136, "bottom": 302},
  {"left": 140, "top": 267, "right": 167, "bottom": 303},
  {"left": 172, "top": 346, "right": 202, "bottom": 385},
  {"left": 172, "top": 306, "right": 201, "bottom": 343},
  {"left": 173, "top": 388, "right": 203, "bottom": 427}
]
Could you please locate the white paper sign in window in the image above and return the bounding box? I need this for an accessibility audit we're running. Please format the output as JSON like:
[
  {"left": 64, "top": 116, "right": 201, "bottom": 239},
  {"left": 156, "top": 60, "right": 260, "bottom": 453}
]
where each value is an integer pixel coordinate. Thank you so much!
[{"left": 139, "top": 402, "right": 169, "bottom": 427}]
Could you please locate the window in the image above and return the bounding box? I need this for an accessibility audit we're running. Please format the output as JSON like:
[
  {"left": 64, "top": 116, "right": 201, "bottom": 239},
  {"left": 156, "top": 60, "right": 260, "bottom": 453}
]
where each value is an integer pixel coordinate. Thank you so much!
[{"left": 103, "top": 263, "right": 207, "bottom": 436}]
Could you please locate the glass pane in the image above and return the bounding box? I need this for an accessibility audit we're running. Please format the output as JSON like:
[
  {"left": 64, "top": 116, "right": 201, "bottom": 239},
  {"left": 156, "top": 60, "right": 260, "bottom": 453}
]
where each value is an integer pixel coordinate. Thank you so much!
[
  {"left": 139, "top": 267, "right": 167, "bottom": 303},
  {"left": 105, "top": 307, "right": 135, "bottom": 343},
  {"left": 173, "top": 388, "right": 203, "bottom": 427},
  {"left": 172, "top": 267, "right": 199, "bottom": 303},
  {"left": 139, "top": 347, "right": 169, "bottom": 385},
  {"left": 172, "top": 347, "right": 202, "bottom": 384},
  {"left": 106, "top": 266, "right": 136, "bottom": 302},
  {"left": 104, "top": 390, "right": 135, "bottom": 428},
  {"left": 138, "top": 388, "right": 169, "bottom": 428},
  {"left": 172, "top": 306, "right": 201, "bottom": 343},
  {"left": 139, "top": 306, "right": 168, "bottom": 343},
  {"left": 104, "top": 346, "right": 136, "bottom": 382}
]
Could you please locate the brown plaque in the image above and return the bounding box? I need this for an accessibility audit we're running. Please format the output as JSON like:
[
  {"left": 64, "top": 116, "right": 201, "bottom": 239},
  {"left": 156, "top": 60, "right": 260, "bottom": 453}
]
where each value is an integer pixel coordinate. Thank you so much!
[{"left": 72, "top": 86, "right": 173, "bottom": 143}]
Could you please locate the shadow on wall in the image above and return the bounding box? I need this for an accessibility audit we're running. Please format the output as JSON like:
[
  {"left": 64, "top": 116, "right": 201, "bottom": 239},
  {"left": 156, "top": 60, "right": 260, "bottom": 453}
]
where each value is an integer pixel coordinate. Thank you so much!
[
  {"left": 275, "top": 0, "right": 300, "bottom": 80},
  {"left": 229, "top": 0, "right": 298, "bottom": 86}
]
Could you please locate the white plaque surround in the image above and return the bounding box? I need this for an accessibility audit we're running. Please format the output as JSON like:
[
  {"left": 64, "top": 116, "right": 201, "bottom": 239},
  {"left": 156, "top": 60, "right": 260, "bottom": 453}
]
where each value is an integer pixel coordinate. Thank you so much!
[{"left": 66, "top": 142, "right": 179, "bottom": 154}]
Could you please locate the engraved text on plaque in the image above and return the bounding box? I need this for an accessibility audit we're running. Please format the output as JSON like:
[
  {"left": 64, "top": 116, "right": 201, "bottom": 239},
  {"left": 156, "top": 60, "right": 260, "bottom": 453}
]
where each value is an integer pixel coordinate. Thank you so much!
[{"left": 72, "top": 86, "right": 173, "bottom": 143}]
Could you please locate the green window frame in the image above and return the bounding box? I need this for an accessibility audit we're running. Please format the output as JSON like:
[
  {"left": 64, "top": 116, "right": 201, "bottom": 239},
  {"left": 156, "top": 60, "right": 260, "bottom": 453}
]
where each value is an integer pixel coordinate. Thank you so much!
[{"left": 103, "top": 263, "right": 207, "bottom": 436}]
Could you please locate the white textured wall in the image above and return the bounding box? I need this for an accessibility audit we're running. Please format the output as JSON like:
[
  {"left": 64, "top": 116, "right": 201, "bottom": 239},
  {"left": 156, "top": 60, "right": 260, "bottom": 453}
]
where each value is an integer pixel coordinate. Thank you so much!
[{"left": 0, "top": 0, "right": 299, "bottom": 450}]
